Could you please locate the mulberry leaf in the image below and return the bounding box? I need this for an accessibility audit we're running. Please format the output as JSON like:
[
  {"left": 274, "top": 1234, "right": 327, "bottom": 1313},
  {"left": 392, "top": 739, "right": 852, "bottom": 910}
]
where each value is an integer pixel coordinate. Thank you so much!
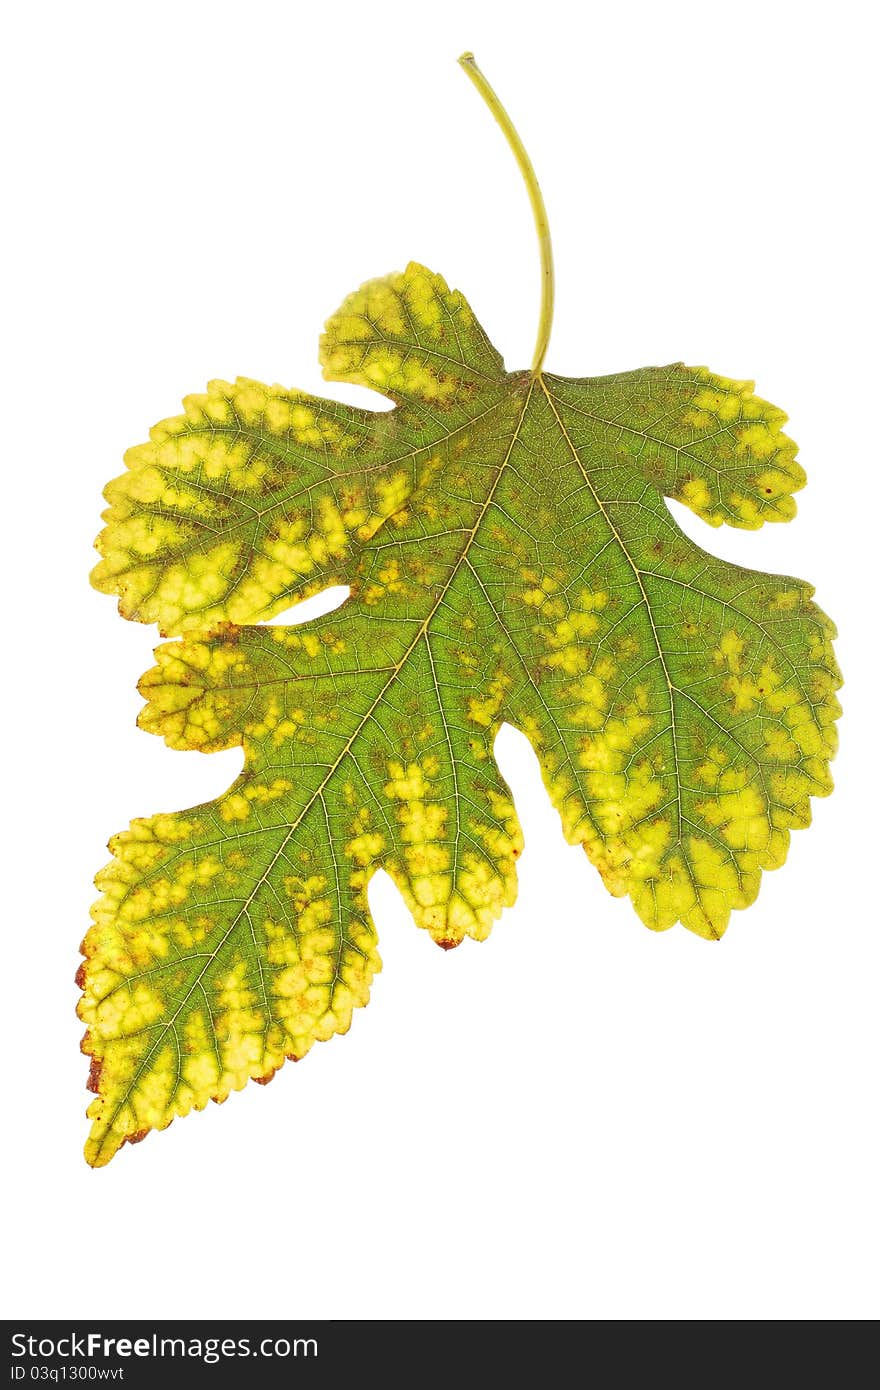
[{"left": 80, "top": 56, "right": 840, "bottom": 1165}]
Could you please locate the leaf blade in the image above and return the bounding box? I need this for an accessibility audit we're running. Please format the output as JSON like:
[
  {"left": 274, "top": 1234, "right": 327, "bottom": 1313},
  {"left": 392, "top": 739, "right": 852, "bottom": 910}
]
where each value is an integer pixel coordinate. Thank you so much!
[{"left": 84, "top": 264, "right": 840, "bottom": 1162}]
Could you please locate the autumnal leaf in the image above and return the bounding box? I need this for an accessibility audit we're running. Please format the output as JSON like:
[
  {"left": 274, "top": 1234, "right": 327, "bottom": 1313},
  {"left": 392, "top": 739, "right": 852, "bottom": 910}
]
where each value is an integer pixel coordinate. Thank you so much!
[{"left": 81, "top": 59, "right": 840, "bottom": 1166}]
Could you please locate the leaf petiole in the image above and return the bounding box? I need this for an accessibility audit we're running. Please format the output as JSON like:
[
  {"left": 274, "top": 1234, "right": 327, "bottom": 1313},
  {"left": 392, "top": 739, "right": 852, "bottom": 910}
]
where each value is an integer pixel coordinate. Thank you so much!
[{"left": 458, "top": 51, "right": 555, "bottom": 376}]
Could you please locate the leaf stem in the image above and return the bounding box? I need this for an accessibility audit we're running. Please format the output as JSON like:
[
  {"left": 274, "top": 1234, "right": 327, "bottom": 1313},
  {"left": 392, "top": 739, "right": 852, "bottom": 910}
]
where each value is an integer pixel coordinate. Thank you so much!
[{"left": 458, "top": 51, "right": 555, "bottom": 376}]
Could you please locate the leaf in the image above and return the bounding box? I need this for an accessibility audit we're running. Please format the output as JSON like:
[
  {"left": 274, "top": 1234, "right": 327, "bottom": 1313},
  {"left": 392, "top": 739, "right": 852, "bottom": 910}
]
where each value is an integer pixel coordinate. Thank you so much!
[{"left": 81, "top": 62, "right": 840, "bottom": 1166}]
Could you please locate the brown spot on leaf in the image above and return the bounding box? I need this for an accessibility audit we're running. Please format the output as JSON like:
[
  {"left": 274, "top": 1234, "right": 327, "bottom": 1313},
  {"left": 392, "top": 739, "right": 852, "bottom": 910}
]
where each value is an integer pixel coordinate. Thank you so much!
[
  {"left": 74, "top": 962, "right": 86, "bottom": 990},
  {"left": 86, "top": 1057, "right": 104, "bottom": 1095},
  {"left": 254, "top": 1068, "right": 277, "bottom": 1086},
  {"left": 122, "top": 1129, "right": 149, "bottom": 1148},
  {"left": 210, "top": 620, "right": 242, "bottom": 644},
  {"left": 435, "top": 937, "right": 461, "bottom": 951}
]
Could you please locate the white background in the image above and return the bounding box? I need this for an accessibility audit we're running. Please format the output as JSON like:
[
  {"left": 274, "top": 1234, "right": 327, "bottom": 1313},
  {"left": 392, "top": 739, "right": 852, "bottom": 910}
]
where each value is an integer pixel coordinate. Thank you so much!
[{"left": 3, "top": 0, "right": 877, "bottom": 1321}]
